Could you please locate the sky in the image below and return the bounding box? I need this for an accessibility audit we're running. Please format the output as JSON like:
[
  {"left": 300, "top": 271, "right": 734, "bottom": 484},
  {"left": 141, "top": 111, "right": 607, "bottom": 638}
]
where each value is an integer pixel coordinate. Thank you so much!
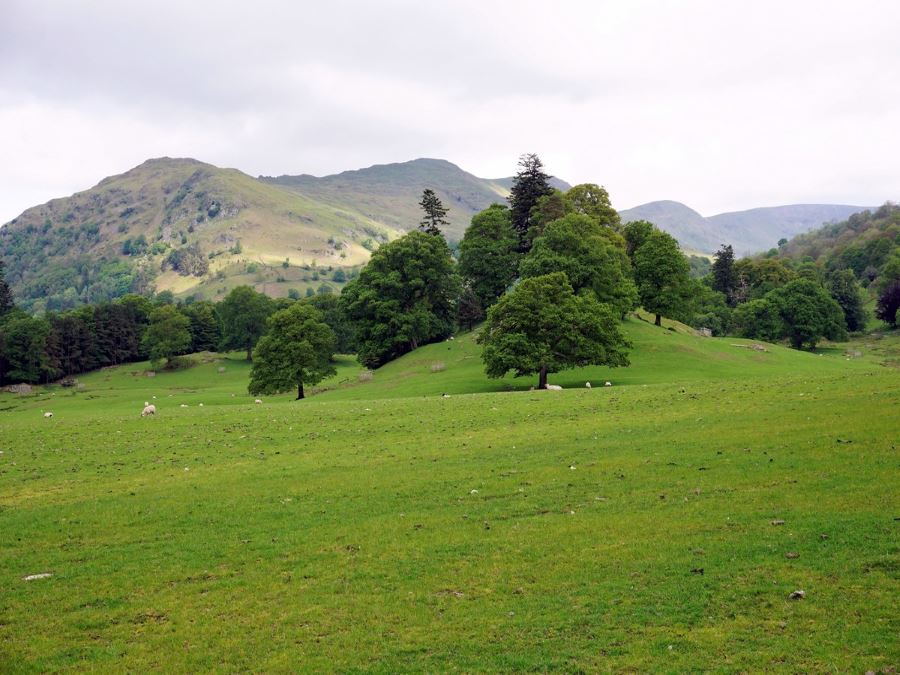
[{"left": 1, "top": 0, "right": 898, "bottom": 224}]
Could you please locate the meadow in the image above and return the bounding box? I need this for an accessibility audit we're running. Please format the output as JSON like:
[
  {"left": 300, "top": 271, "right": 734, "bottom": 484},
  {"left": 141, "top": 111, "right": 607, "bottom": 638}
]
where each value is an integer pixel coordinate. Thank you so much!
[{"left": 1, "top": 320, "right": 898, "bottom": 672}]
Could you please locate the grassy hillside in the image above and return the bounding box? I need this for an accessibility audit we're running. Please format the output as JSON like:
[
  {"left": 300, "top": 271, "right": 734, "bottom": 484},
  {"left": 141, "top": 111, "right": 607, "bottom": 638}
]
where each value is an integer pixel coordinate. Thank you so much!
[
  {"left": 0, "top": 158, "right": 402, "bottom": 311},
  {"left": 0, "top": 327, "right": 897, "bottom": 671},
  {"left": 261, "top": 158, "right": 516, "bottom": 242}
]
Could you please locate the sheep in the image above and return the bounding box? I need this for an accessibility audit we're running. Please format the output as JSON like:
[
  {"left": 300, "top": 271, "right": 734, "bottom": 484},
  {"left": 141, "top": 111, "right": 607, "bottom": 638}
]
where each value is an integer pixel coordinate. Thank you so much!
[
  {"left": 43, "top": 411, "right": 53, "bottom": 418},
  {"left": 585, "top": 382, "right": 592, "bottom": 389},
  {"left": 254, "top": 399, "right": 263, "bottom": 405},
  {"left": 180, "top": 404, "right": 188, "bottom": 408},
  {"left": 604, "top": 381, "right": 612, "bottom": 387},
  {"left": 141, "top": 404, "right": 156, "bottom": 417},
  {"left": 546, "top": 384, "right": 563, "bottom": 391}
]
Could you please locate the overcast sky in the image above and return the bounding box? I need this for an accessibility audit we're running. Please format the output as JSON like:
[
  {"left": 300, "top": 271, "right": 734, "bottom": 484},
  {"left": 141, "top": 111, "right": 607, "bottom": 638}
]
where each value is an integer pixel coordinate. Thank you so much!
[{"left": 1, "top": 0, "right": 898, "bottom": 224}]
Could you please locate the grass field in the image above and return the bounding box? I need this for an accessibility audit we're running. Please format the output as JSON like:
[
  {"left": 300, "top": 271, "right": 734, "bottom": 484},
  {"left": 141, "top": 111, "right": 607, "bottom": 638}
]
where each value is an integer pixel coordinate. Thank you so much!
[{"left": 1, "top": 322, "right": 898, "bottom": 672}]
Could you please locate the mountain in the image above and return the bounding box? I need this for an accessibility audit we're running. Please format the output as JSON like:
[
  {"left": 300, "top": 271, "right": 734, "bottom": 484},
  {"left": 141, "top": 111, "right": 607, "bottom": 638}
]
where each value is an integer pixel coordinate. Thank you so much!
[
  {"left": 260, "top": 158, "right": 570, "bottom": 241},
  {"left": 0, "top": 157, "right": 537, "bottom": 312},
  {"left": 620, "top": 201, "right": 872, "bottom": 255}
]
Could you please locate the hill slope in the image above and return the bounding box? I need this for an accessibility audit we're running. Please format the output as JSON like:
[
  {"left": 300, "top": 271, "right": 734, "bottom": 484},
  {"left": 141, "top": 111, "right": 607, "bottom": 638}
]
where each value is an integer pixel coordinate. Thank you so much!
[
  {"left": 260, "top": 158, "right": 567, "bottom": 242},
  {"left": 620, "top": 201, "right": 871, "bottom": 255}
]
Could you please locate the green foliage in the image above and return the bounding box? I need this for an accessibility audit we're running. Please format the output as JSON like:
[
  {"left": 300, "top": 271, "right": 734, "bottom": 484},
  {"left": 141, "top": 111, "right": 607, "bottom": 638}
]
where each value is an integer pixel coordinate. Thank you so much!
[
  {"left": 0, "top": 259, "right": 14, "bottom": 316},
  {"left": 218, "top": 286, "right": 273, "bottom": 360},
  {"left": 288, "top": 288, "right": 301, "bottom": 300},
  {"left": 768, "top": 279, "right": 847, "bottom": 349},
  {"left": 508, "top": 153, "right": 553, "bottom": 251},
  {"left": 341, "top": 231, "right": 461, "bottom": 368},
  {"left": 163, "top": 243, "right": 209, "bottom": 276},
  {"left": 458, "top": 204, "right": 520, "bottom": 309},
  {"left": 248, "top": 303, "right": 336, "bottom": 399},
  {"left": 526, "top": 190, "right": 567, "bottom": 242},
  {"left": 733, "top": 258, "right": 797, "bottom": 302},
  {"left": 632, "top": 230, "right": 693, "bottom": 326},
  {"left": 181, "top": 301, "right": 222, "bottom": 352},
  {"left": 520, "top": 214, "right": 638, "bottom": 318},
  {"left": 141, "top": 305, "right": 192, "bottom": 368},
  {"left": 332, "top": 268, "right": 346, "bottom": 283},
  {"left": 564, "top": 183, "right": 620, "bottom": 230},
  {"left": 688, "top": 283, "right": 732, "bottom": 336},
  {"left": 479, "top": 272, "right": 630, "bottom": 388},
  {"left": 622, "top": 220, "right": 654, "bottom": 259},
  {"left": 0, "top": 314, "right": 56, "bottom": 383},
  {"left": 687, "top": 254, "right": 712, "bottom": 278},
  {"left": 826, "top": 269, "right": 867, "bottom": 332},
  {"left": 711, "top": 244, "right": 738, "bottom": 305},
  {"left": 305, "top": 287, "right": 315, "bottom": 298},
  {"left": 457, "top": 284, "right": 484, "bottom": 331},
  {"left": 302, "top": 293, "right": 357, "bottom": 354},
  {"left": 418, "top": 189, "right": 449, "bottom": 236},
  {"left": 732, "top": 298, "right": 783, "bottom": 342}
]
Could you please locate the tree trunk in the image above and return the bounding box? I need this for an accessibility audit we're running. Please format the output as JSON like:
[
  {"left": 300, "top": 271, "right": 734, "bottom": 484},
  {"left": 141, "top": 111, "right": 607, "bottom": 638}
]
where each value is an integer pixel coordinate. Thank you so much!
[
  {"left": 655, "top": 313, "right": 661, "bottom": 326},
  {"left": 246, "top": 343, "right": 253, "bottom": 362},
  {"left": 410, "top": 336, "right": 419, "bottom": 351},
  {"left": 297, "top": 381, "right": 305, "bottom": 400},
  {"left": 538, "top": 365, "right": 548, "bottom": 389}
]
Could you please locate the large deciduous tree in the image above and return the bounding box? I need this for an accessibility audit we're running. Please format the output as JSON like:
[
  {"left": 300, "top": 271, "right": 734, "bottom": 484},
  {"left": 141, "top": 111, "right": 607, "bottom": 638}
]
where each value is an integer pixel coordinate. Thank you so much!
[
  {"left": 632, "top": 230, "right": 693, "bottom": 326},
  {"left": 565, "top": 183, "right": 620, "bottom": 230},
  {"left": 768, "top": 279, "right": 846, "bottom": 349},
  {"left": 418, "top": 189, "right": 449, "bottom": 236},
  {"left": 218, "top": 285, "right": 273, "bottom": 360},
  {"left": 508, "top": 153, "right": 553, "bottom": 252},
  {"left": 141, "top": 304, "right": 192, "bottom": 368},
  {"left": 341, "top": 231, "right": 460, "bottom": 368},
  {"left": 478, "top": 272, "right": 630, "bottom": 389},
  {"left": 248, "top": 303, "right": 336, "bottom": 400},
  {"left": 622, "top": 220, "right": 655, "bottom": 260},
  {"left": 519, "top": 214, "right": 638, "bottom": 318},
  {"left": 826, "top": 269, "right": 867, "bottom": 332},
  {"left": 458, "top": 204, "right": 520, "bottom": 310}
]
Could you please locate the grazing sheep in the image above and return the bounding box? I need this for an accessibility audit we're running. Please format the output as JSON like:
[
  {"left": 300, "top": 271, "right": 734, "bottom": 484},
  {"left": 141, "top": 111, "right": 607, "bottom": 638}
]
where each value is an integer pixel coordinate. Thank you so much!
[
  {"left": 43, "top": 411, "right": 53, "bottom": 418},
  {"left": 604, "top": 381, "right": 612, "bottom": 387},
  {"left": 199, "top": 403, "right": 204, "bottom": 407},
  {"left": 585, "top": 382, "right": 592, "bottom": 388},
  {"left": 141, "top": 404, "right": 156, "bottom": 417},
  {"left": 546, "top": 384, "right": 563, "bottom": 391},
  {"left": 180, "top": 404, "right": 188, "bottom": 408},
  {"left": 254, "top": 399, "right": 262, "bottom": 405}
]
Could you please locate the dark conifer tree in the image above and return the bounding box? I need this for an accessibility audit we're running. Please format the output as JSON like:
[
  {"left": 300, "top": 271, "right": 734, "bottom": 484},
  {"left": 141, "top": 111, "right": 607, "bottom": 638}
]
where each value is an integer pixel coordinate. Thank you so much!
[
  {"left": 0, "top": 259, "right": 14, "bottom": 316},
  {"left": 418, "top": 189, "right": 449, "bottom": 236},
  {"left": 508, "top": 153, "right": 553, "bottom": 252},
  {"left": 711, "top": 244, "right": 738, "bottom": 305}
]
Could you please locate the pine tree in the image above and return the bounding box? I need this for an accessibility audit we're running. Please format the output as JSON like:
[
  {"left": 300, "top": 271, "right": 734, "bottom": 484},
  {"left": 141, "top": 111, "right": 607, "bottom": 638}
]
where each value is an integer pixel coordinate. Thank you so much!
[
  {"left": 711, "top": 244, "right": 738, "bottom": 305},
  {"left": 508, "top": 153, "right": 553, "bottom": 252},
  {"left": 0, "top": 259, "right": 14, "bottom": 316},
  {"left": 418, "top": 189, "right": 449, "bottom": 236}
]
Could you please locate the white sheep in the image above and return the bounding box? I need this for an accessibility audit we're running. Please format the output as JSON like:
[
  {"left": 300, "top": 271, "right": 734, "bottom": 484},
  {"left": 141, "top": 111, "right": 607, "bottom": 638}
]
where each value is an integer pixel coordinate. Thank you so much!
[
  {"left": 43, "top": 411, "right": 53, "bottom": 418},
  {"left": 604, "top": 381, "right": 612, "bottom": 387},
  {"left": 585, "top": 382, "right": 592, "bottom": 388},
  {"left": 546, "top": 384, "right": 563, "bottom": 391},
  {"left": 141, "top": 404, "right": 156, "bottom": 417},
  {"left": 254, "top": 399, "right": 263, "bottom": 405}
]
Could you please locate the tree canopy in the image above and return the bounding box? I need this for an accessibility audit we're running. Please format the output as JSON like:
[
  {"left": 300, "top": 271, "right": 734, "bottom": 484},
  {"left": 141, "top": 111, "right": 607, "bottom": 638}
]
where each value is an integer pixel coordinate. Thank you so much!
[
  {"left": 142, "top": 304, "right": 192, "bottom": 368},
  {"left": 519, "top": 213, "right": 638, "bottom": 318},
  {"left": 341, "top": 230, "right": 460, "bottom": 368},
  {"left": 479, "top": 272, "right": 630, "bottom": 389},
  {"left": 458, "top": 204, "right": 520, "bottom": 310},
  {"left": 508, "top": 153, "right": 553, "bottom": 251},
  {"left": 218, "top": 286, "right": 273, "bottom": 360},
  {"left": 248, "top": 302, "right": 336, "bottom": 400},
  {"left": 632, "top": 230, "right": 693, "bottom": 326},
  {"left": 768, "top": 279, "right": 847, "bottom": 349}
]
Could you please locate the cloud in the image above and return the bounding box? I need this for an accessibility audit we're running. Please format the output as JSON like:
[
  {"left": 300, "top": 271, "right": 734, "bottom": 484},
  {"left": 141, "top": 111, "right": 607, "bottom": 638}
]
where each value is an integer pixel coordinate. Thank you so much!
[{"left": 1, "top": 0, "right": 898, "bottom": 223}]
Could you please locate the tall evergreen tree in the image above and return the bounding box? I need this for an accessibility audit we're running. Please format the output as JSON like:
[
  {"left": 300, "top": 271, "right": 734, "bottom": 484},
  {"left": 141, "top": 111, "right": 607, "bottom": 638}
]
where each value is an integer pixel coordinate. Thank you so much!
[
  {"left": 508, "top": 153, "right": 553, "bottom": 252},
  {"left": 0, "top": 259, "right": 14, "bottom": 316},
  {"left": 711, "top": 244, "right": 738, "bottom": 305},
  {"left": 418, "top": 189, "right": 449, "bottom": 236}
]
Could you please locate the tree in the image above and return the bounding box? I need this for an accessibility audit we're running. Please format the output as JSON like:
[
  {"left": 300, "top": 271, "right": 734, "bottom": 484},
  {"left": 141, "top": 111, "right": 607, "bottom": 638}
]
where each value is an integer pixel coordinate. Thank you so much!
[
  {"left": 182, "top": 301, "right": 221, "bottom": 352},
  {"left": 731, "top": 298, "right": 783, "bottom": 341},
  {"left": 458, "top": 204, "right": 520, "bottom": 309},
  {"left": 826, "top": 269, "right": 867, "bottom": 332},
  {"left": 508, "top": 153, "right": 553, "bottom": 251},
  {"left": 711, "top": 244, "right": 738, "bottom": 305},
  {"left": 875, "top": 253, "right": 900, "bottom": 327},
  {"left": 0, "top": 259, "right": 14, "bottom": 317},
  {"left": 457, "top": 285, "right": 484, "bottom": 330},
  {"left": 142, "top": 305, "right": 192, "bottom": 368},
  {"left": 0, "top": 315, "right": 56, "bottom": 383},
  {"left": 341, "top": 231, "right": 461, "bottom": 368},
  {"left": 565, "top": 184, "right": 620, "bottom": 230},
  {"left": 632, "top": 230, "right": 693, "bottom": 326},
  {"left": 248, "top": 303, "right": 335, "bottom": 400},
  {"left": 526, "top": 190, "right": 567, "bottom": 243},
  {"left": 302, "top": 293, "right": 357, "bottom": 354},
  {"left": 479, "top": 272, "right": 630, "bottom": 389},
  {"left": 622, "top": 220, "right": 655, "bottom": 259},
  {"left": 519, "top": 213, "right": 638, "bottom": 318},
  {"left": 418, "top": 189, "right": 449, "bottom": 236},
  {"left": 768, "top": 279, "right": 846, "bottom": 349},
  {"left": 218, "top": 286, "right": 272, "bottom": 360}
]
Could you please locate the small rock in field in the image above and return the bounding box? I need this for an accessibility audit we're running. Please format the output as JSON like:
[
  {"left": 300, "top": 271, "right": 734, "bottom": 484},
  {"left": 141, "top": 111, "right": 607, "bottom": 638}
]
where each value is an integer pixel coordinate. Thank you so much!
[
  {"left": 470, "top": 489, "right": 478, "bottom": 494},
  {"left": 690, "top": 567, "right": 704, "bottom": 575},
  {"left": 771, "top": 519, "right": 785, "bottom": 526},
  {"left": 820, "top": 534, "right": 828, "bottom": 540},
  {"left": 785, "top": 552, "right": 799, "bottom": 559},
  {"left": 788, "top": 590, "right": 805, "bottom": 600},
  {"left": 23, "top": 573, "right": 52, "bottom": 581}
]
